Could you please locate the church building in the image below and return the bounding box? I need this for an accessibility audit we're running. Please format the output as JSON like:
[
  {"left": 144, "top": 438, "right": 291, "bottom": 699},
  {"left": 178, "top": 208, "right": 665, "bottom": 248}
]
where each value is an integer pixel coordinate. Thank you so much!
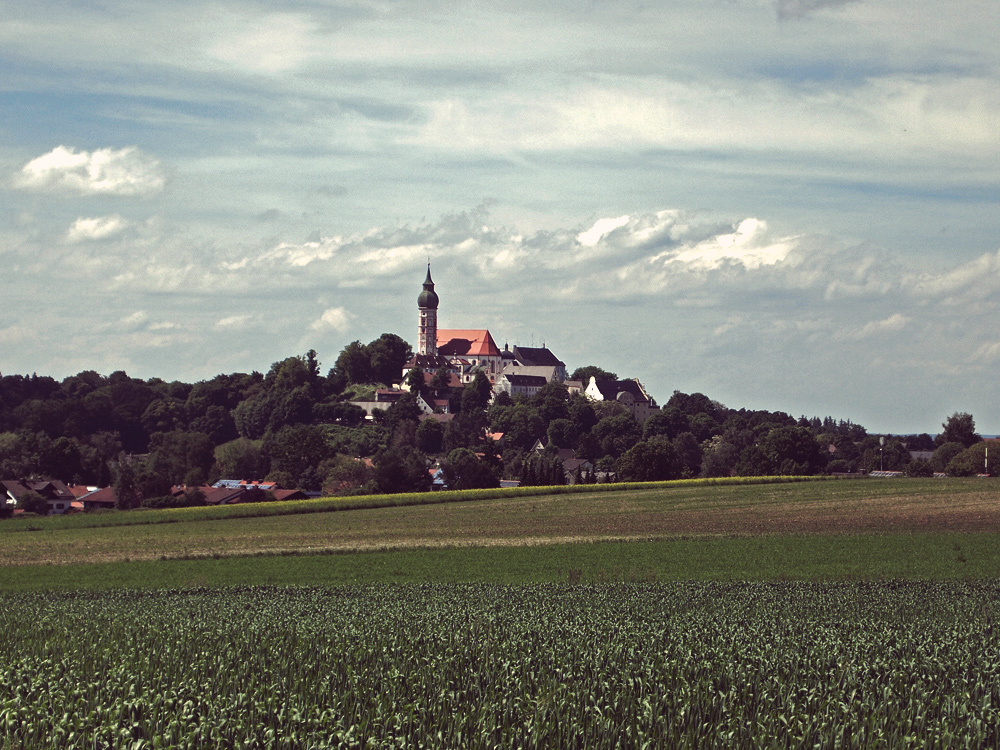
[{"left": 403, "top": 264, "right": 565, "bottom": 388}]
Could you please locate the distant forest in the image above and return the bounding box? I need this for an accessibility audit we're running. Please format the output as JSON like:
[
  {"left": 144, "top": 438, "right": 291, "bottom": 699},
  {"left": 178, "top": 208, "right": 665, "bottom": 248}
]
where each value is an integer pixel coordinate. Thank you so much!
[{"left": 0, "top": 332, "right": 989, "bottom": 510}]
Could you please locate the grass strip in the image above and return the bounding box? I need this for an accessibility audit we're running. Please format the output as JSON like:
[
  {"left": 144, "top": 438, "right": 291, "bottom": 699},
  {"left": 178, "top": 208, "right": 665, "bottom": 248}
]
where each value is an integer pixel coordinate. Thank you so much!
[
  {"left": 3, "top": 531, "right": 999, "bottom": 592},
  {"left": 0, "top": 475, "right": 829, "bottom": 533}
]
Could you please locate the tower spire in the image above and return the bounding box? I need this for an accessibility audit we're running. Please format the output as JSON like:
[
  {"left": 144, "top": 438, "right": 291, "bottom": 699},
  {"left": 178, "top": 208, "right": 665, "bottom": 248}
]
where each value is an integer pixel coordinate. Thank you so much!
[{"left": 417, "top": 264, "right": 439, "bottom": 356}]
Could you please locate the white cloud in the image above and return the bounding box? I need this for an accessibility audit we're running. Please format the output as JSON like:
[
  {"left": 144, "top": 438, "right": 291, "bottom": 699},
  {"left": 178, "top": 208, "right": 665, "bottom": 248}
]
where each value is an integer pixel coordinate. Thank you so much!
[
  {"left": 0, "top": 325, "right": 32, "bottom": 345},
  {"left": 668, "top": 219, "right": 797, "bottom": 271},
  {"left": 119, "top": 311, "right": 149, "bottom": 329},
  {"left": 205, "top": 13, "right": 320, "bottom": 74},
  {"left": 216, "top": 314, "right": 252, "bottom": 329},
  {"left": 577, "top": 216, "right": 630, "bottom": 246},
  {"left": 310, "top": 307, "right": 353, "bottom": 333},
  {"left": 17, "top": 146, "right": 165, "bottom": 196},
  {"left": 65, "top": 215, "right": 130, "bottom": 243},
  {"left": 843, "top": 313, "right": 910, "bottom": 340}
]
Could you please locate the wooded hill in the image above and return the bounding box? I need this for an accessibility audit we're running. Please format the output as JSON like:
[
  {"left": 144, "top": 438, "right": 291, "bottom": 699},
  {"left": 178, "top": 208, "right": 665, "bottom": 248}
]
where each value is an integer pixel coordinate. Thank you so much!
[{"left": 0, "top": 333, "right": 989, "bottom": 510}]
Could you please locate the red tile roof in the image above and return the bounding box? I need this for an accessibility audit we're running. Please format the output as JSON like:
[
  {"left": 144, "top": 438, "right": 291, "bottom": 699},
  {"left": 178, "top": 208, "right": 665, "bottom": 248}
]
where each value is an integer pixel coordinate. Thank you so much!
[{"left": 437, "top": 329, "right": 501, "bottom": 358}]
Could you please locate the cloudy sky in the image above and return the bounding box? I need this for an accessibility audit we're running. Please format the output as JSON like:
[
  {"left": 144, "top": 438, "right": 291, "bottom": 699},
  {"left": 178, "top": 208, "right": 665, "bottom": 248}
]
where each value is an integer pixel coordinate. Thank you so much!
[{"left": 2, "top": 0, "right": 999, "bottom": 434}]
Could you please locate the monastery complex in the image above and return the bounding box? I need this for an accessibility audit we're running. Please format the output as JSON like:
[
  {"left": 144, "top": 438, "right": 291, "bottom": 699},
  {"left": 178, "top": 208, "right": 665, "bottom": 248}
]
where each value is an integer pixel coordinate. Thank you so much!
[{"left": 400, "top": 265, "right": 659, "bottom": 423}]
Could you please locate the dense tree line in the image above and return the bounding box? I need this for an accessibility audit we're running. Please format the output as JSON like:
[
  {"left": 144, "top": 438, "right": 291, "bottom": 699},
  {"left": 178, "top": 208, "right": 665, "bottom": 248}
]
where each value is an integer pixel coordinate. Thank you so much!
[{"left": 1, "top": 336, "right": 992, "bottom": 513}]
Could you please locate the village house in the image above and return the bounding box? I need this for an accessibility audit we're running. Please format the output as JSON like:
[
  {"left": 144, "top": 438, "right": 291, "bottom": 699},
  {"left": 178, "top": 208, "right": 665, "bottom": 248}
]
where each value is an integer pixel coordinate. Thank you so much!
[
  {"left": 584, "top": 376, "right": 659, "bottom": 425},
  {"left": 495, "top": 372, "right": 548, "bottom": 399},
  {"left": 2, "top": 478, "right": 77, "bottom": 515}
]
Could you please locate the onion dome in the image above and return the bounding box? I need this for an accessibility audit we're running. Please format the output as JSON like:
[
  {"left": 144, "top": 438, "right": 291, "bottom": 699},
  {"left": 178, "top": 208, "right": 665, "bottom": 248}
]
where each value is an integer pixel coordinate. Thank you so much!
[{"left": 417, "top": 264, "right": 439, "bottom": 309}]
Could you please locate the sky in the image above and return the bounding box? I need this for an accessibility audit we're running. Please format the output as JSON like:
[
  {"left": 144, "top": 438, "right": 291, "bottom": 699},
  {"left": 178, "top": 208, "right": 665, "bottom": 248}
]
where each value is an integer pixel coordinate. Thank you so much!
[{"left": 2, "top": 0, "right": 999, "bottom": 435}]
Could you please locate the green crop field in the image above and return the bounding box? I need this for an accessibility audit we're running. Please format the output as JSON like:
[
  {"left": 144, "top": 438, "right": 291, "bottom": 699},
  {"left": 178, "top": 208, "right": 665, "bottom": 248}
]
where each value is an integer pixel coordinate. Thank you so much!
[
  {"left": 3, "top": 582, "right": 1000, "bottom": 748},
  {"left": 3, "top": 478, "right": 1000, "bottom": 748}
]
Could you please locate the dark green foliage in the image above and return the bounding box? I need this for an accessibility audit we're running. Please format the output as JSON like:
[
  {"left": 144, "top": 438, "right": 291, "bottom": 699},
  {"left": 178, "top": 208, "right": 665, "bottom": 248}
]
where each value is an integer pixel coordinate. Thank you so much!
[
  {"left": 264, "top": 425, "right": 334, "bottom": 483},
  {"left": 111, "top": 454, "right": 141, "bottom": 510},
  {"left": 141, "top": 488, "right": 206, "bottom": 509},
  {"left": 442, "top": 447, "right": 499, "bottom": 490},
  {"left": 672, "top": 432, "right": 703, "bottom": 478},
  {"left": 520, "top": 451, "right": 565, "bottom": 486},
  {"left": 699, "top": 436, "right": 740, "bottom": 478},
  {"left": 366, "top": 333, "right": 413, "bottom": 386},
  {"left": 327, "top": 425, "right": 387, "bottom": 458},
  {"left": 936, "top": 412, "right": 981, "bottom": 448},
  {"left": 404, "top": 365, "right": 427, "bottom": 396},
  {"left": 591, "top": 412, "right": 641, "bottom": 459},
  {"left": 334, "top": 335, "right": 413, "bottom": 388},
  {"left": 489, "top": 403, "right": 545, "bottom": 451},
  {"left": 932, "top": 441, "right": 965, "bottom": 473},
  {"left": 906, "top": 432, "right": 935, "bottom": 452},
  {"left": 947, "top": 441, "right": 993, "bottom": 477},
  {"left": 546, "top": 418, "right": 578, "bottom": 449},
  {"left": 757, "top": 425, "right": 827, "bottom": 475},
  {"left": 147, "top": 430, "right": 216, "bottom": 486},
  {"left": 15, "top": 490, "right": 48, "bottom": 515},
  {"left": 214, "top": 438, "right": 269, "bottom": 481},
  {"left": 331, "top": 340, "right": 373, "bottom": 386},
  {"left": 570, "top": 365, "right": 617, "bottom": 382},
  {"left": 373, "top": 446, "right": 431, "bottom": 494},
  {"left": 861, "top": 437, "right": 911, "bottom": 473},
  {"left": 905, "top": 459, "right": 934, "bottom": 477},
  {"left": 617, "top": 436, "right": 682, "bottom": 482},
  {"left": 313, "top": 401, "right": 366, "bottom": 427},
  {"left": 414, "top": 418, "right": 444, "bottom": 454},
  {"left": 642, "top": 406, "right": 688, "bottom": 440}
]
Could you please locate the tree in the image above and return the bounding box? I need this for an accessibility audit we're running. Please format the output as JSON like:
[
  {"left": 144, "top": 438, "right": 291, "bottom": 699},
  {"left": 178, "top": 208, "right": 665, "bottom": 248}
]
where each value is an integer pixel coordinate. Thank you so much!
[
  {"left": 931, "top": 442, "right": 965, "bottom": 473},
  {"left": 404, "top": 366, "right": 427, "bottom": 396},
  {"left": 755, "top": 426, "right": 826, "bottom": 475},
  {"left": 429, "top": 367, "right": 453, "bottom": 394},
  {"left": 460, "top": 372, "right": 493, "bottom": 413},
  {"left": 906, "top": 433, "right": 935, "bottom": 452},
  {"left": 592, "top": 412, "right": 642, "bottom": 460},
  {"left": 366, "top": 334, "right": 412, "bottom": 386},
  {"left": 570, "top": 366, "right": 617, "bottom": 383},
  {"left": 415, "top": 419, "right": 445, "bottom": 454},
  {"left": 314, "top": 401, "right": 367, "bottom": 427},
  {"left": 372, "top": 446, "right": 430, "bottom": 494},
  {"left": 860, "top": 438, "right": 910, "bottom": 473},
  {"left": 547, "top": 419, "right": 578, "bottom": 449},
  {"left": 936, "top": 413, "right": 981, "bottom": 449},
  {"left": 321, "top": 455, "right": 375, "bottom": 495},
  {"left": 147, "top": 430, "right": 216, "bottom": 486},
  {"left": 112, "top": 454, "right": 141, "bottom": 510},
  {"left": 489, "top": 403, "right": 544, "bottom": 451},
  {"left": 672, "top": 432, "right": 703, "bottom": 478},
  {"left": 232, "top": 355, "right": 319, "bottom": 438},
  {"left": 642, "top": 407, "right": 689, "bottom": 441},
  {"left": 442, "top": 447, "right": 499, "bottom": 490},
  {"left": 332, "top": 341, "right": 373, "bottom": 386},
  {"left": 215, "top": 437, "right": 269, "bottom": 480},
  {"left": 17, "top": 490, "right": 49, "bottom": 516},
  {"left": 700, "top": 436, "right": 740, "bottom": 478},
  {"left": 38, "top": 436, "right": 84, "bottom": 482},
  {"left": 264, "top": 425, "right": 333, "bottom": 483},
  {"left": 520, "top": 451, "right": 565, "bottom": 487},
  {"left": 905, "top": 459, "right": 934, "bottom": 477},
  {"left": 946, "top": 442, "right": 993, "bottom": 477},
  {"left": 617, "top": 436, "right": 682, "bottom": 482}
]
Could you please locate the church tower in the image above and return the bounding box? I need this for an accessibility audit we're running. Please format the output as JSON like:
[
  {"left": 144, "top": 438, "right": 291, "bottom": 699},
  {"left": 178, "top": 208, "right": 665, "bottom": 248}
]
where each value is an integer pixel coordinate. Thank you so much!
[{"left": 417, "top": 263, "right": 439, "bottom": 356}]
